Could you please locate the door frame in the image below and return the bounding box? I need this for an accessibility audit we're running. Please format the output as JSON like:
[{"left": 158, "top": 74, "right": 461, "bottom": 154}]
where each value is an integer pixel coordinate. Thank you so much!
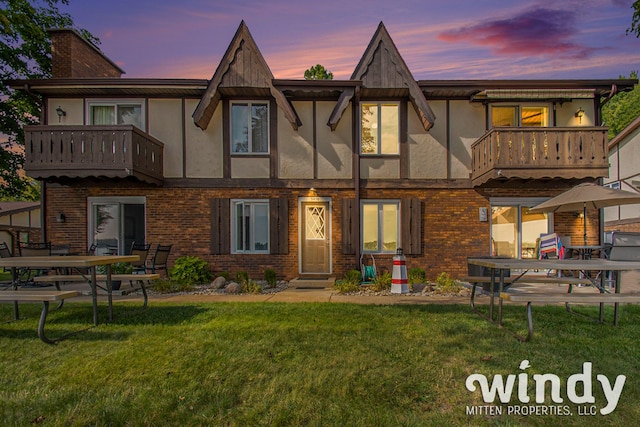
[
  {"left": 87, "top": 196, "right": 146, "bottom": 255},
  {"left": 298, "top": 196, "right": 332, "bottom": 275}
]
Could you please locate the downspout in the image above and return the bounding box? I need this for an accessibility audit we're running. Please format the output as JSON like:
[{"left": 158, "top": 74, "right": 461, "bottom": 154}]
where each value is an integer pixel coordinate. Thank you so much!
[
  {"left": 40, "top": 182, "right": 47, "bottom": 243},
  {"left": 597, "top": 84, "right": 618, "bottom": 125},
  {"left": 353, "top": 85, "right": 361, "bottom": 268},
  {"left": 596, "top": 84, "right": 618, "bottom": 244}
]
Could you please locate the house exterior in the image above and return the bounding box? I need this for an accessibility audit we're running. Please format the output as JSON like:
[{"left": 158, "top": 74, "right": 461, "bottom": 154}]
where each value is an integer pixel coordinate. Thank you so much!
[
  {"left": 0, "top": 202, "right": 41, "bottom": 254},
  {"left": 604, "top": 116, "right": 640, "bottom": 232},
  {"left": 10, "top": 22, "right": 637, "bottom": 281}
]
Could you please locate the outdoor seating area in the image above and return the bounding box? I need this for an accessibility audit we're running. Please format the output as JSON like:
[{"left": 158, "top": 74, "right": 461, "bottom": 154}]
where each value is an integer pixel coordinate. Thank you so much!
[
  {"left": 467, "top": 245, "right": 640, "bottom": 341},
  {"left": 0, "top": 241, "right": 172, "bottom": 343}
]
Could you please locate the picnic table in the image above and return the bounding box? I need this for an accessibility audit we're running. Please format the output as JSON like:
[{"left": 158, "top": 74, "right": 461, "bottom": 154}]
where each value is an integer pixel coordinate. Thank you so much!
[
  {"left": 0, "top": 255, "right": 139, "bottom": 326},
  {"left": 466, "top": 257, "right": 640, "bottom": 341}
]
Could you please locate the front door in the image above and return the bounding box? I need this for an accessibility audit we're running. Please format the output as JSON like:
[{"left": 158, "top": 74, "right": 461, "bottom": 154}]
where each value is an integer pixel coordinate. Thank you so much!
[{"left": 300, "top": 199, "right": 331, "bottom": 274}]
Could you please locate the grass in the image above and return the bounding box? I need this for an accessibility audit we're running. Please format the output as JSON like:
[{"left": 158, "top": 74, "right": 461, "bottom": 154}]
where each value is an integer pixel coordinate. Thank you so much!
[{"left": 1, "top": 300, "right": 640, "bottom": 426}]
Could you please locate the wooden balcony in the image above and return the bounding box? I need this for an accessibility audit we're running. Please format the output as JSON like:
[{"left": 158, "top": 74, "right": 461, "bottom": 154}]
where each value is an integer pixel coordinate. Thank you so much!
[
  {"left": 24, "top": 125, "right": 164, "bottom": 185},
  {"left": 471, "top": 127, "right": 609, "bottom": 186}
]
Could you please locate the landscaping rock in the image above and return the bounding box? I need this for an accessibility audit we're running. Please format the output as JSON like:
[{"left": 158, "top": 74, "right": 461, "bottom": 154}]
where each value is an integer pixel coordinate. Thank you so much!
[
  {"left": 225, "top": 282, "right": 241, "bottom": 294},
  {"left": 212, "top": 276, "right": 226, "bottom": 289},
  {"left": 412, "top": 283, "right": 427, "bottom": 293}
]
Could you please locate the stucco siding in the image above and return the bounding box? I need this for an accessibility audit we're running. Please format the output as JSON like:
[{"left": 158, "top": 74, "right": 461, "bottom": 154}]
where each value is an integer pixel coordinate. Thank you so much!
[
  {"left": 278, "top": 102, "right": 314, "bottom": 179},
  {"left": 409, "top": 100, "right": 447, "bottom": 179},
  {"left": 317, "top": 101, "right": 352, "bottom": 179},
  {"left": 47, "top": 99, "right": 83, "bottom": 126},
  {"left": 231, "top": 157, "right": 270, "bottom": 178},
  {"left": 449, "top": 100, "right": 484, "bottom": 179},
  {"left": 185, "top": 99, "right": 223, "bottom": 178},
  {"left": 361, "top": 157, "right": 400, "bottom": 179},
  {"left": 149, "top": 99, "right": 184, "bottom": 178}
]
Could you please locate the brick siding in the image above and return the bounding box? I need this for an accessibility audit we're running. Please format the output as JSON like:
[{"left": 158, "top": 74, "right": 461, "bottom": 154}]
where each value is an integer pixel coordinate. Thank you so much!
[{"left": 50, "top": 30, "right": 123, "bottom": 78}]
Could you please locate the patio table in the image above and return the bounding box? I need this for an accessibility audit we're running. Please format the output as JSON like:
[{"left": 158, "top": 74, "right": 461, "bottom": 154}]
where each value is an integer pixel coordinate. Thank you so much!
[
  {"left": 565, "top": 245, "right": 604, "bottom": 260},
  {"left": 466, "top": 257, "right": 640, "bottom": 324},
  {"left": 0, "top": 255, "right": 139, "bottom": 325}
]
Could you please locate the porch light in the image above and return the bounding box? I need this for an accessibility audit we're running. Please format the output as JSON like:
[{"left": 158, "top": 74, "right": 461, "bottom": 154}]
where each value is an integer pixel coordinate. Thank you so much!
[
  {"left": 575, "top": 107, "right": 584, "bottom": 123},
  {"left": 56, "top": 106, "right": 66, "bottom": 122}
]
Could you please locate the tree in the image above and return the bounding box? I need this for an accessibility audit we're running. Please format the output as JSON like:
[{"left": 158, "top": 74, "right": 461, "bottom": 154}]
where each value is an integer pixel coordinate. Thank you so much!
[
  {"left": 304, "top": 64, "right": 333, "bottom": 80},
  {"left": 0, "top": 0, "right": 98, "bottom": 200},
  {"left": 601, "top": 71, "right": 640, "bottom": 139},
  {"left": 628, "top": 1, "right": 640, "bottom": 37}
]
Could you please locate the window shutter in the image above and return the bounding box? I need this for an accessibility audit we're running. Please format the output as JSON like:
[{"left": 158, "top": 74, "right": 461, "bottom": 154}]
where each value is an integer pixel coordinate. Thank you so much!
[
  {"left": 342, "top": 198, "right": 357, "bottom": 254},
  {"left": 270, "top": 198, "right": 288, "bottom": 254},
  {"left": 210, "top": 198, "right": 230, "bottom": 254},
  {"left": 401, "top": 198, "right": 422, "bottom": 255}
]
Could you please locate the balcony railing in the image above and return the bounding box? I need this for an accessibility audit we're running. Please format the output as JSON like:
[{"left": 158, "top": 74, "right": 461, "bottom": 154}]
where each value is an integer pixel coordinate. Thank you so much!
[
  {"left": 24, "top": 125, "right": 164, "bottom": 185},
  {"left": 471, "top": 127, "right": 609, "bottom": 186}
]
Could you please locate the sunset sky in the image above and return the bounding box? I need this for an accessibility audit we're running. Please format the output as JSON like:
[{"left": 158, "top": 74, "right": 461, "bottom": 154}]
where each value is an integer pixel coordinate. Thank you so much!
[{"left": 60, "top": 0, "right": 640, "bottom": 81}]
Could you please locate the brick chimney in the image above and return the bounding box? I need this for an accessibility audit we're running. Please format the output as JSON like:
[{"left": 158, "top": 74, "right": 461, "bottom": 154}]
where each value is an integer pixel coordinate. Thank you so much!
[{"left": 49, "top": 29, "right": 125, "bottom": 78}]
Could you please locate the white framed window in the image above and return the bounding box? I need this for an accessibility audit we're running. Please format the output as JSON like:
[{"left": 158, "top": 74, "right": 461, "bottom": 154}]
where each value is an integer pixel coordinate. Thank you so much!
[
  {"left": 360, "top": 102, "right": 399, "bottom": 155},
  {"left": 604, "top": 182, "right": 621, "bottom": 190},
  {"left": 231, "top": 200, "right": 269, "bottom": 253},
  {"left": 490, "top": 198, "right": 552, "bottom": 259},
  {"left": 87, "top": 100, "right": 145, "bottom": 130},
  {"left": 88, "top": 196, "right": 146, "bottom": 255},
  {"left": 361, "top": 200, "right": 400, "bottom": 253},
  {"left": 490, "top": 105, "right": 549, "bottom": 128},
  {"left": 231, "top": 101, "right": 270, "bottom": 154}
]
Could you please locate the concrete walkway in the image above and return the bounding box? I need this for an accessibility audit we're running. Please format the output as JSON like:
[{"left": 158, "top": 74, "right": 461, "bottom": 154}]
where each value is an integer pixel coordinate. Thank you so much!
[
  {"left": 41, "top": 269, "right": 640, "bottom": 306},
  {"left": 151, "top": 288, "right": 472, "bottom": 305}
]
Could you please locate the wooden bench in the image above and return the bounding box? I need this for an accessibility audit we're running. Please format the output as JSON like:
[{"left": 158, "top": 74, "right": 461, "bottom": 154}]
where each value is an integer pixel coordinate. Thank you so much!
[
  {"left": 461, "top": 275, "right": 586, "bottom": 287},
  {"left": 498, "top": 291, "right": 640, "bottom": 342},
  {"left": 33, "top": 273, "right": 160, "bottom": 308},
  {"left": 0, "top": 290, "right": 80, "bottom": 344}
]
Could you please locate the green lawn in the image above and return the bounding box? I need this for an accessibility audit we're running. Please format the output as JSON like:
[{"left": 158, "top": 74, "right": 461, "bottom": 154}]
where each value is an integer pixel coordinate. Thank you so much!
[{"left": 1, "top": 300, "right": 639, "bottom": 426}]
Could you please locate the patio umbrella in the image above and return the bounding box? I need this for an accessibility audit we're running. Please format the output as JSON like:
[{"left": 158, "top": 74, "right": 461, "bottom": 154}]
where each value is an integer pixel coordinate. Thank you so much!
[{"left": 529, "top": 183, "right": 640, "bottom": 245}]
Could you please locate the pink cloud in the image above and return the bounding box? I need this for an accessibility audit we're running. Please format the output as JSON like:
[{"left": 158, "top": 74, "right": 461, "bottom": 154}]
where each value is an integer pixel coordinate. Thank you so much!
[{"left": 438, "top": 7, "right": 591, "bottom": 59}]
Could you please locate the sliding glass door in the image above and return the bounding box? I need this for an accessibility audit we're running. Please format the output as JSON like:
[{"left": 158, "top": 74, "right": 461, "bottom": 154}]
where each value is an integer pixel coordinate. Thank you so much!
[
  {"left": 88, "top": 197, "right": 146, "bottom": 255},
  {"left": 491, "top": 199, "right": 551, "bottom": 259}
]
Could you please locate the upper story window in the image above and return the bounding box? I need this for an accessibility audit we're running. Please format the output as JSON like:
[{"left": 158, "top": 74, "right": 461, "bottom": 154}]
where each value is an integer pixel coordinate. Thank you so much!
[
  {"left": 231, "top": 101, "right": 269, "bottom": 154},
  {"left": 491, "top": 105, "right": 549, "bottom": 128},
  {"left": 604, "top": 182, "right": 621, "bottom": 190},
  {"left": 88, "top": 100, "right": 145, "bottom": 131},
  {"left": 361, "top": 102, "right": 399, "bottom": 155}
]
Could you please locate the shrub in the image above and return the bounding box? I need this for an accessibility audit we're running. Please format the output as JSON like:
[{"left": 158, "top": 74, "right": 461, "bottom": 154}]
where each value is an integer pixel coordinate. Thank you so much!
[
  {"left": 264, "top": 268, "right": 277, "bottom": 288},
  {"left": 150, "top": 278, "right": 175, "bottom": 293},
  {"left": 218, "top": 271, "right": 230, "bottom": 282},
  {"left": 408, "top": 267, "right": 426, "bottom": 285},
  {"left": 434, "top": 272, "right": 462, "bottom": 294},
  {"left": 371, "top": 271, "right": 391, "bottom": 292},
  {"left": 169, "top": 256, "right": 212, "bottom": 286},
  {"left": 98, "top": 262, "right": 133, "bottom": 275},
  {"left": 235, "top": 270, "right": 250, "bottom": 286},
  {"left": 334, "top": 269, "right": 361, "bottom": 294},
  {"left": 243, "top": 279, "right": 263, "bottom": 294}
]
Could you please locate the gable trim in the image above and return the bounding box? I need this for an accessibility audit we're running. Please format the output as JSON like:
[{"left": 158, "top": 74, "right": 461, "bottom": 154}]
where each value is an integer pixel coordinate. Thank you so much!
[{"left": 193, "top": 21, "right": 301, "bottom": 131}]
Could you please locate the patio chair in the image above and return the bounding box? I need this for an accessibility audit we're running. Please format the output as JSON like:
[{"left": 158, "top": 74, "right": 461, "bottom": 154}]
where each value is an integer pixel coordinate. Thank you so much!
[
  {"left": 146, "top": 244, "right": 172, "bottom": 276},
  {"left": 19, "top": 241, "right": 52, "bottom": 257},
  {"left": 538, "top": 233, "right": 574, "bottom": 278},
  {"left": 360, "top": 253, "right": 376, "bottom": 285},
  {"left": 87, "top": 243, "right": 97, "bottom": 256},
  {"left": 128, "top": 242, "right": 151, "bottom": 274},
  {"left": 17, "top": 242, "right": 53, "bottom": 285},
  {"left": 538, "top": 233, "right": 564, "bottom": 260},
  {"left": 0, "top": 242, "right": 14, "bottom": 288}
]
